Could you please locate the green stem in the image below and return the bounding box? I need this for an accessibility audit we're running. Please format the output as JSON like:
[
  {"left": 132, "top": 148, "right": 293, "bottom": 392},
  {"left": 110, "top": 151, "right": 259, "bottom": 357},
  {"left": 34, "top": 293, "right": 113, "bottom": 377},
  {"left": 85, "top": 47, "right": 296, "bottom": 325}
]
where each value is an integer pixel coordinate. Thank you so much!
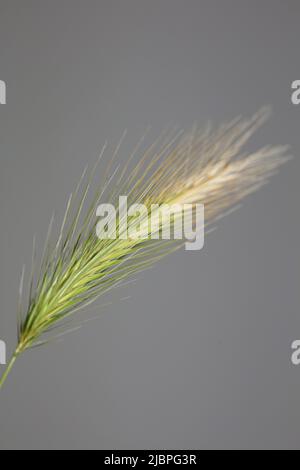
[{"left": 0, "top": 351, "right": 18, "bottom": 390}]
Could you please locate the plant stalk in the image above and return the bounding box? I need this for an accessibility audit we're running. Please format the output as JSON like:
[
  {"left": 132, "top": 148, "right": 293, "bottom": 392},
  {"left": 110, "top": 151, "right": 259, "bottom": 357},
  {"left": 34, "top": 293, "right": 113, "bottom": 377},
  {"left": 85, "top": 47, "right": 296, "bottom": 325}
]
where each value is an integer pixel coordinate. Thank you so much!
[{"left": 0, "top": 350, "right": 19, "bottom": 390}]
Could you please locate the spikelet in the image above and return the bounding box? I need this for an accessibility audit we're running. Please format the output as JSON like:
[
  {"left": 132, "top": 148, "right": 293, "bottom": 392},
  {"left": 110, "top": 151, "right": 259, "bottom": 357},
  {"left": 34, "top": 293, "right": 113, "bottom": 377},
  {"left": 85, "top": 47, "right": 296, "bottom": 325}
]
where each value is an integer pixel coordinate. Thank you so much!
[{"left": 0, "top": 109, "right": 290, "bottom": 389}]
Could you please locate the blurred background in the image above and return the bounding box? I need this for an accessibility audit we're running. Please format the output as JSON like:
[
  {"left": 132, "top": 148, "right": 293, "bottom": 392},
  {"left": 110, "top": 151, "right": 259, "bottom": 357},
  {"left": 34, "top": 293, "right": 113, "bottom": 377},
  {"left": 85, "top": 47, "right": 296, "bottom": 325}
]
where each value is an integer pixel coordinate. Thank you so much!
[{"left": 0, "top": 0, "right": 299, "bottom": 449}]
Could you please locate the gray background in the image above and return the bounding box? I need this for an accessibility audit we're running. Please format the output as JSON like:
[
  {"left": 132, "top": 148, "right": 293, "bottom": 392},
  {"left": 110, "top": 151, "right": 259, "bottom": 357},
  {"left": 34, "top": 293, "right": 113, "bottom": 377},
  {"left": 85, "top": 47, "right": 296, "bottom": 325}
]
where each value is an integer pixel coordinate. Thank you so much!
[{"left": 0, "top": 0, "right": 299, "bottom": 450}]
